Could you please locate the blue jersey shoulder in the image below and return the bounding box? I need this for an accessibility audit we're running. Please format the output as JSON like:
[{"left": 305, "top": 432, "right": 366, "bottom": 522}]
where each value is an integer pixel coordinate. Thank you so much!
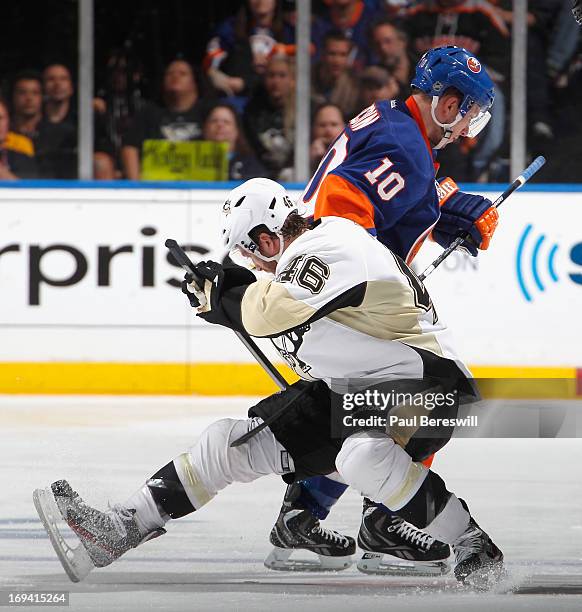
[
  {"left": 332, "top": 101, "right": 436, "bottom": 211},
  {"left": 330, "top": 100, "right": 440, "bottom": 260}
]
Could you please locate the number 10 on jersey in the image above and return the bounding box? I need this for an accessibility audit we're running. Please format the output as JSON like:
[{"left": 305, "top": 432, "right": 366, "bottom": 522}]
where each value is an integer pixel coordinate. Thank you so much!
[{"left": 364, "top": 157, "right": 405, "bottom": 201}]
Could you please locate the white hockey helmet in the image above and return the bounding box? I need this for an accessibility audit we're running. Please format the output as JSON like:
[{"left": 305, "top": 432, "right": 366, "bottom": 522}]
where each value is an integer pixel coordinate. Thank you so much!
[{"left": 221, "top": 178, "right": 297, "bottom": 262}]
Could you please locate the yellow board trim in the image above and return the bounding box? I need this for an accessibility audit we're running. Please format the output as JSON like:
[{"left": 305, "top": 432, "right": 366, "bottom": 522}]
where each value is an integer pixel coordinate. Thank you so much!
[
  {"left": 0, "top": 362, "right": 578, "bottom": 396},
  {"left": 470, "top": 366, "right": 576, "bottom": 379},
  {"left": 0, "top": 362, "right": 298, "bottom": 396}
]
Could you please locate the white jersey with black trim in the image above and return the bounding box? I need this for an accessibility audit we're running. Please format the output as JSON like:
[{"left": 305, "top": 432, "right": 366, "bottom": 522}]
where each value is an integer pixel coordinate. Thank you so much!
[{"left": 240, "top": 216, "right": 467, "bottom": 383}]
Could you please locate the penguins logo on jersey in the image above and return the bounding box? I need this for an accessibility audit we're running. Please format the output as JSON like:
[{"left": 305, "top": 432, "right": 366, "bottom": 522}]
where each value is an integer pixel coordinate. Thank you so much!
[{"left": 271, "top": 324, "right": 316, "bottom": 381}]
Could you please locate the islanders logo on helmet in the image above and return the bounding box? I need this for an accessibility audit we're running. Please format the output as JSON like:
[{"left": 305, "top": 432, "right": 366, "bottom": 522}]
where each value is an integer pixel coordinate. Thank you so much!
[{"left": 467, "top": 57, "right": 481, "bottom": 73}]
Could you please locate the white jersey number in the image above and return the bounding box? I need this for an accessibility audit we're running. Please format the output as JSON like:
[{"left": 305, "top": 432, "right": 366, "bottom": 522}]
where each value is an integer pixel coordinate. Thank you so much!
[{"left": 364, "top": 157, "right": 405, "bottom": 202}]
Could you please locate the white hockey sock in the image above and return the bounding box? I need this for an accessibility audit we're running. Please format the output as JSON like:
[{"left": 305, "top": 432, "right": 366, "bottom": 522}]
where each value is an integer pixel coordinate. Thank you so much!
[
  {"left": 422, "top": 494, "right": 470, "bottom": 544},
  {"left": 124, "top": 485, "right": 169, "bottom": 536}
]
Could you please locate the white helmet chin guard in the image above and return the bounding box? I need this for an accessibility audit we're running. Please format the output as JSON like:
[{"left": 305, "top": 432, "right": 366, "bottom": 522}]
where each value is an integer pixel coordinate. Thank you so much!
[{"left": 221, "top": 178, "right": 297, "bottom": 263}]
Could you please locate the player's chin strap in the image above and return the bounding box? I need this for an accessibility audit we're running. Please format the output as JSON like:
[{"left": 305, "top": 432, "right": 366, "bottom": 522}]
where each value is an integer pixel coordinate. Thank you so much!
[
  {"left": 430, "top": 96, "right": 492, "bottom": 150},
  {"left": 430, "top": 97, "right": 461, "bottom": 150}
]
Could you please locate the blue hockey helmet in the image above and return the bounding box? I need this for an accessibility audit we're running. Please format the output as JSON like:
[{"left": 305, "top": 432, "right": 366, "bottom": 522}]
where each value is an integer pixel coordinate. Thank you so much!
[{"left": 411, "top": 46, "right": 495, "bottom": 147}]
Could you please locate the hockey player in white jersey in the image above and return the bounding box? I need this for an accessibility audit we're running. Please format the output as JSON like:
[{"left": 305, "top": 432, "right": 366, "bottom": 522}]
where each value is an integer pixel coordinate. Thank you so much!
[{"left": 33, "top": 179, "right": 503, "bottom": 588}]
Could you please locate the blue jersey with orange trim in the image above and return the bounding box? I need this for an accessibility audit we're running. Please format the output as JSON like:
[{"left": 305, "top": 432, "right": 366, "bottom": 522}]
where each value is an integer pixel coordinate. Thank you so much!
[{"left": 302, "top": 97, "right": 443, "bottom": 263}]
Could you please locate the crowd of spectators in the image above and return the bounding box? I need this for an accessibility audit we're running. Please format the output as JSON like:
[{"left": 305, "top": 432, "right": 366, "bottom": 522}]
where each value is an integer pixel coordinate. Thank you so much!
[{"left": 1, "top": 0, "right": 580, "bottom": 183}]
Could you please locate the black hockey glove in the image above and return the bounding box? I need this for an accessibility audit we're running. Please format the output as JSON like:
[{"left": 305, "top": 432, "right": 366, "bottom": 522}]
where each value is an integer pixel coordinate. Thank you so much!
[
  {"left": 181, "top": 272, "right": 207, "bottom": 308},
  {"left": 181, "top": 260, "right": 256, "bottom": 330}
]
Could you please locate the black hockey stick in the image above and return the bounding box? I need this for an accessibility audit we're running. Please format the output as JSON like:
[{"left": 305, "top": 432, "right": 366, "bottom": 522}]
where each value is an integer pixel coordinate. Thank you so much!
[
  {"left": 419, "top": 155, "right": 546, "bottom": 281},
  {"left": 165, "top": 239, "right": 289, "bottom": 392}
]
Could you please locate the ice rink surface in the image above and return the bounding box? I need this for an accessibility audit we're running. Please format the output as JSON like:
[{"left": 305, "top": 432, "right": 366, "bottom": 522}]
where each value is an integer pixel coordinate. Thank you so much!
[{"left": 1, "top": 395, "right": 581, "bottom": 612}]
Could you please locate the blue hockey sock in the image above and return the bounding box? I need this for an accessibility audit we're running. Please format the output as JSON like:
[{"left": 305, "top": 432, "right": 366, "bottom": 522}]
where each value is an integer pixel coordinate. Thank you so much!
[{"left": 298, "top": 476, "right": 349, "bottom": 520}]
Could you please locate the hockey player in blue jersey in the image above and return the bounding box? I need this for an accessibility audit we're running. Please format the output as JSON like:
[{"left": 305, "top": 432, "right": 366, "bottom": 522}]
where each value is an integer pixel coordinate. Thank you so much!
[
  {"left": 304, "top": 45, "right": 498, "bottom": 264},
  {"left": 263, "top": 46, "right": 500, "bottom": 576}
]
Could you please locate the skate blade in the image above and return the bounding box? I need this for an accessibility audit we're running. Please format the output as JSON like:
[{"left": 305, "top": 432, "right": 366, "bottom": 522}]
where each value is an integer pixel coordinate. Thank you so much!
[
  {"left": 33, "top": 487, "right": 94, "bottom": 583},
  {"left": 357, "top": 552, "right": 450, "bottom": 576},
  {"left": 265, "top": 546, "right": 352, "bottom": 572}
]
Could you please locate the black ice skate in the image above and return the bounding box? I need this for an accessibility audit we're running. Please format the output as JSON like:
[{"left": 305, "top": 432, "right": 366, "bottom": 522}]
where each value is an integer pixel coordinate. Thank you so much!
[
  {"left": 265, "top": 483, "right": 355, "bottom": 571},
  {"left": 452, "top": 516, "right": 505, "bottom": 589},
  {"left": 33, "top": 480, "right": 165, "bottom": 582},
  {"left": 357, "top": 499, "right": 450, "bottom": 576}
]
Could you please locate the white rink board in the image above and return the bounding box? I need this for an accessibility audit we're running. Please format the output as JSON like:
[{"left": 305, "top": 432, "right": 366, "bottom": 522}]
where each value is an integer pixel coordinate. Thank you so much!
[
  {"left": 412, "top": 191, "right": 582, "bottom": 366},
  {"left": 0, "top": 187, "right": 581, "bottom": 366}
]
